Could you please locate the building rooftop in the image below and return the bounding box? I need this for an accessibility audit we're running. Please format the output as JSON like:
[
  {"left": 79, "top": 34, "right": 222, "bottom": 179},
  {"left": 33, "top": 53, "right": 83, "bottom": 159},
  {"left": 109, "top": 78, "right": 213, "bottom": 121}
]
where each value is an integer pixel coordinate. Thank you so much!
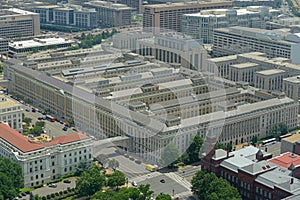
[
  {"left": 10, "top": 37, "right": 75, "bottom": 50},
  {"left": 0, "top": 123, "right": 90, "bottom": 153},
  {"left": 284, "top": 76, "right": 300, "bottom": 84},
  {"left": 282, "top": 133, "right": 300, "bottom": 143},
  {"left": 144, "top": 1, "right": 232, "bottom": 9},
  {"left": 231, "top": 62, "right": 260, "bottom": 69},
  {"left": 269, "top": 152, "right": 300, "bottom": 168},
  {"left": 255, "top": 167, "right": 296, "bottom": 189},
  {"left": 0, "top": 95, "right": 20, "bottom": 108},
  {"left": 221, "top": 156, "right": 254, "bottom": 173},
  {"left": 231, "top": 145, "right": 270, "bottom": 160},
  {"left": 240, "top": 160, "right": 277, "bottom": 175},
  {"left": 0, "top": 8, "right": 38, "bottom": 16},
  {"left": 256, "top": 69, "right": 286, "bottom": 76}
]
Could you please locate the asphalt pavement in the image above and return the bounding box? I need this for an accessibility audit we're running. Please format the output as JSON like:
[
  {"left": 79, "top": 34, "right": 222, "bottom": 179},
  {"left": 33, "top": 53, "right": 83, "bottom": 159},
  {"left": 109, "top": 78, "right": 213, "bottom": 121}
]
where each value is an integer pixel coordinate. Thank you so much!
[
  {"left": 96, "top": 147, "right": 150, "bottom": 179},
  {"left": 22, "top": 105, "right": 76, "bottom": 137}
]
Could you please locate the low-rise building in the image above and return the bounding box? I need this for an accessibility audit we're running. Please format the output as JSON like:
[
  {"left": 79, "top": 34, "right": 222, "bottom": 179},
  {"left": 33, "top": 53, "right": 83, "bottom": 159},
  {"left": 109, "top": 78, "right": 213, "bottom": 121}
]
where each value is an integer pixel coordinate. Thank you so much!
[
  {"left": 9, "top": 37, "right": 75, "bottom": 57},
  {"left": 281, "top": 134, "right": 300, "bottom": 155},
  {"left": 0, "top": 123, "right": 93, "bottom": 187},
  {"left": 0, "top": 95, "right": 22, "bottom": 132},
  {"left": 201, "top": 146, "right": 300, "bottom": 200}
]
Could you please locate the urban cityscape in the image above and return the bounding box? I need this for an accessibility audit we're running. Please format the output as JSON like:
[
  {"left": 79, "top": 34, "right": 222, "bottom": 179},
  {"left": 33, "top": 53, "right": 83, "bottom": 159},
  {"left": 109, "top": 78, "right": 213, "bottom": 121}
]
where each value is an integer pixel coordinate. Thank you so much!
[{"left": 1, "top": 0, "right": 300, "bottom": 200}]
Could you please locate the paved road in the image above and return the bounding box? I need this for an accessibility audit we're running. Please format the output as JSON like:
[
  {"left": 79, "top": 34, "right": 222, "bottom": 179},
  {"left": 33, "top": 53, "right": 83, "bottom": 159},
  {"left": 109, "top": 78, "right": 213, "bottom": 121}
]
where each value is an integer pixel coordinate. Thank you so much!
[
  {"left": 175, "top": 165, "right": 200, "bottom": 182},
  {"left": 22, "top": 105, "right": 76, "bottom": 137},
  {"left": 96, "top": 147, "right": 150, "bottom": 179}
]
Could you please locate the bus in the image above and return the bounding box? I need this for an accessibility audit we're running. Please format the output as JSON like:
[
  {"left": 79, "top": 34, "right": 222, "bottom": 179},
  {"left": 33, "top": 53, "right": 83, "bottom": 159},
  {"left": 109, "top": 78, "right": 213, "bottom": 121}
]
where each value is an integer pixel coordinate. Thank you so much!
[
  {"left": 262, "top": 138, "right": 276, "bottom": 146},
  {"left": 279, "top": 133, "right": 292, "bottom": 141},
  {"left": 46, "top": 115, "right": 56, "bottom": 122},
  {"left": 146, "top": 164, "right": 158, "bottom": 172}
]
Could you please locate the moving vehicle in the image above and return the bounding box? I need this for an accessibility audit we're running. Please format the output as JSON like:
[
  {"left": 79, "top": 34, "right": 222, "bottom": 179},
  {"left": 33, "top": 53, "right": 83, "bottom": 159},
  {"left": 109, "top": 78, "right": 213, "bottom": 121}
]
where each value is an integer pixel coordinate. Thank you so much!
[
  {"left": 132, "top": 181, "right": 137, "bottom": 187},
  {"left": 146, "top": 164, "right": 158, "bottom": 172},
  {"left": 262, "top": 138, "right": 276, "bottom": 146},
  {"left": 46, "top": 115, "right": 56, "bottom": 122}
]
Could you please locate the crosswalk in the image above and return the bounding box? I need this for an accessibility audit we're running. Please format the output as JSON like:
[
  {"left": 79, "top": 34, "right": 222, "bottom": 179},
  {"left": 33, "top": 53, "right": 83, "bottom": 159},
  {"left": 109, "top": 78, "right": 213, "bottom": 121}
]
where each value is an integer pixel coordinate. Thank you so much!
[
  {"left": 165, "top": 172, "right": 192, "bottom": 189},
  {"left": 129, "top": 171, "right": 161, "bottom": 182}
]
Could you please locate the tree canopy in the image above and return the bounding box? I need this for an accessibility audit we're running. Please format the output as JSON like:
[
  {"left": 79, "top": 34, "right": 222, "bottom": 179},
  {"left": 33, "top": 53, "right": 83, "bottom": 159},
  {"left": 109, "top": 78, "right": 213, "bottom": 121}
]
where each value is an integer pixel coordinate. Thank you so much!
[
  {"left": 0, "top": 158, "right": 23, "bottom": 199},
  {"left": 92, "top": 184, "right": 153, "bottom": 200},
  {"left": 106, "top": 170, "right": 126, "bottom": 189},
  {"left": 269, "top": 123, "right": 288, "bottom": 139},
  {"left": 184, "top": 134, "right": 204, "bottom": 164},
  {"left": 75, "top": 159, "right": 93, "bottom": 176},
  {"left": 108, "top": 159, "right": 119, "bottom": 171},
  {"left": 191, "top": 171, "right": 241, "bottom": 200},
  {"left": 76, "top": 165, "right": 105, "bottom": 197},
  {"left": 156, "top": 194, "right": 172, "bottom": 200},
  {"left": 161, "top": 142, "right": 180, "bottom": 168}
]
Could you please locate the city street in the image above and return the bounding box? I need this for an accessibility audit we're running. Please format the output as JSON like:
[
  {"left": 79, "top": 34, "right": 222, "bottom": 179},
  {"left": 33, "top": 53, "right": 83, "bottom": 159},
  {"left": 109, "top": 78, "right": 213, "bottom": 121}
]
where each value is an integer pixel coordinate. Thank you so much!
[
  {"left": 21, "top": 104, "right": 76, "bottom": 137},
  {"left": 96, "top": 147, "right": 150, "bottom": 179},
  {"left": 260, "top": 141, "right": 281, "bottom": 157}
]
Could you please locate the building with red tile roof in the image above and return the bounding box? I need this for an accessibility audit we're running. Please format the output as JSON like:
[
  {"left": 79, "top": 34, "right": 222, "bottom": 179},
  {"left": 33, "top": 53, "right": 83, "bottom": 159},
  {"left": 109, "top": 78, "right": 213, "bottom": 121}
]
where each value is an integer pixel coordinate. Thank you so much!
[
  {"left": 269, "top": 152, "right": 300, "bottom": 169},
  {"left": 0, "top": 123, "right": 93, "bottom": 187}
]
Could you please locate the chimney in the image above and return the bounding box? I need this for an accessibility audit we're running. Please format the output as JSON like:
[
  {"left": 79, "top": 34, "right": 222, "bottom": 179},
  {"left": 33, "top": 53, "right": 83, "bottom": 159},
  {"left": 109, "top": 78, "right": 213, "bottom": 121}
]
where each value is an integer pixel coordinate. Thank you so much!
[{"left": 291, "top": 178, "right": 294, "bottom": 184}]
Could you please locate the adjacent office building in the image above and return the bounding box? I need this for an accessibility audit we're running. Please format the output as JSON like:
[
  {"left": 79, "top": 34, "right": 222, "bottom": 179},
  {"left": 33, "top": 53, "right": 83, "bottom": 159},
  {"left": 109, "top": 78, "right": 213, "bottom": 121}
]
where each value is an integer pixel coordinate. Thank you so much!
[
  {"left": 0, "top": 38, "right": 8, "bottom": 59},
  {"left": 213, "top": 26, "right": 300, "bottom": 64},
  {"left": 33, "top": 5, "right": 97, "bottom": 29},
  {"left": 136, "top": 33, "right": 207, "bottom": 71},
  {"left": 182, "top": 6, "right": 280, "bottom": 44},
  {"left": 84, "top": 1, "right": 135, "bottom": 28},
  {"left": 142, "top": 1, "right": 233, "bottom": 33},
  {"left": 0, "top": 95, "right": 22, "bottom": 132},
  {"left": 0, "top": 8, "right": 40, "bottom": 38},
  {"left": 283, "top": 76, "right": 300, "bottom": 106},
  {"left": 107, "top": 0, "right": 143, "bottom": 13},
  {"left": 0, "top": 123, "right": 93, "bottom": 187}
]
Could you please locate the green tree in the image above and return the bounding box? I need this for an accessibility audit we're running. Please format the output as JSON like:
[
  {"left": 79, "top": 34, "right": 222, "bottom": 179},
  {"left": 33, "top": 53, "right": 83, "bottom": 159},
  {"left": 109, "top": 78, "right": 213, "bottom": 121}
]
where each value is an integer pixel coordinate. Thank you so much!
[
  {"left": 75, "top": 159, "right": 93, "bottom": 176},
  {"left": 251, "top": 136, "right": 258, "bottom": 144},
  {"left": 106, "top": 170, "right": 126, "bottom": 189},
  {"left": 138, "top": 184, "right": 154, "bottom": 200},
  {"left": 67, "top": 118, "right": 74, "bottom": 126},
  {"left": 35, "top": 121, "right": 45, "bottom": 127},
  {"left": 269, "top": 123, "right": 288, "bottom": 139},
  {"left": 156, "top": 194, "right": 172, "bottom": 200},
  {"left": 185, "top": 134, "right": 204, "bottom": 163},
  {"left": 215, "top": 142, "right": 225, "bottom": 150},
  {"left": 23, "top": 117, "right": 32, "bottom": 125},
  {"left": 108, "top": 159, "right": 119, "bottom": 171},
  {"left": 96, "top": 154, "right": 108, "bottom": 168},
  {"left": 191, "top": 171, "right": 241, "bottom": 200},
  {"left": 92, "top": 190, "right": 119, "bottom": 200},
  {"left": 161, "top": 143, "right": 180, "bottom": 168},
  {"left": 0, "top": 158, "right": 23, "bottom": 199},
  {"left": 29, "top": 126, "right": 43, "bottom": 136},
  {"left": 76, "top": 165, "right": 105, "bottom": 197}
]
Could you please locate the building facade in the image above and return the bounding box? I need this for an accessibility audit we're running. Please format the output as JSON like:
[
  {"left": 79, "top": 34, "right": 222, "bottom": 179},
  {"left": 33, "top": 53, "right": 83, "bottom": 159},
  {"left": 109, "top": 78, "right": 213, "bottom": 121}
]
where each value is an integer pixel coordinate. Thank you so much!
[
  {"left": 0, "top": 38, "right": 8, "bottom": 59},
  {"left": 182, "top": 6, "right": 279, "bottom": 44},
  {"left": 142, "top": 1, "right": 233, "bottom": 33},
  {"left": 283, "top": 76, "right": 300, "bottom": 106},
  {"left": 136, "top": 33, "right": 207, "bottom": 71},
  {"left": 0, "top": 95, "right": 22, "bottom": 132},
  {"left": 201, "top": 146, "right": 300, "bottom": 200},
  {"left": 0, "top": 8, "right": 40, "bottom": 38},
  {"left": 33, "top": 5, "right": 97, "bottom": 29},
  {"left": 0, "top": 123, "right": 93, "bottom": 187},
  {"left": 212, "top": 27, "right": 300, "bottom": 64},
  {"left": 84, "top": 1, "right": 135, "bottom": 28},
  {"left": 254, "top": 69, "right": 286, "bottom": 92}
]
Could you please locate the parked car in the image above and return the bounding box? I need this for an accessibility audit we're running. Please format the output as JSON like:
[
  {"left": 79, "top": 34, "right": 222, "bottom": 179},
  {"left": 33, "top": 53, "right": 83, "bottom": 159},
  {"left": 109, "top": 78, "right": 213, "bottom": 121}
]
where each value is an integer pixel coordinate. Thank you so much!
[
  {"left": 31, "top": 108, "right": 36, "bottom": 112},
  {"left": 25, "top": 108, "right": 30, "bottom": 112},
  {"left": 48, "top": 183, "right": 57, "bottom": 188},
  {"left": 63, "top": 179, "right": 71, "bottom": 184},
  {"left": 62, "top": 126, "right": 68, "bottom": 131}
]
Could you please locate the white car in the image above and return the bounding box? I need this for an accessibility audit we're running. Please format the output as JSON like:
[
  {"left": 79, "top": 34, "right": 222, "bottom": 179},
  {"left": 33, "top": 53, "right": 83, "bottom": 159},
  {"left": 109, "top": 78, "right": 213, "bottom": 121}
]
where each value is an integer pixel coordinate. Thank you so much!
[{"left": 132, "top": 181, "right": 137, "bottom": 187}]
